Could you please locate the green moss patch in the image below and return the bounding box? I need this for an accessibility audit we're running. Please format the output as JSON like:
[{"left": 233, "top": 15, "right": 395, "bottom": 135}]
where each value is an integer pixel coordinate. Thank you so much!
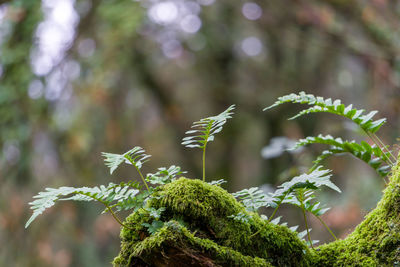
[
  {"left": 114, "top": 164, "right": 400, "bottom": 266},
  {"left": 312, "top": 163, "right": 400, "bottom": 266},
  {"left": 114, "top": 177, "right": 310, "bottom": 266}
]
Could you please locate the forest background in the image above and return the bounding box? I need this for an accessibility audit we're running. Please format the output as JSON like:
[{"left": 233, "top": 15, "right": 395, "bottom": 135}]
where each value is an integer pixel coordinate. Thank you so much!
[{"left": 1, "top": 0, "right": 400, "bottom": 266}]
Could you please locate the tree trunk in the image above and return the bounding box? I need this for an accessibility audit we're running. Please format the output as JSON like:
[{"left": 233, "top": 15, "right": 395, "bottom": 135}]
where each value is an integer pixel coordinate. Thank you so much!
[{"left": 113, "top": 160, "right": 400, "bottom": 266}]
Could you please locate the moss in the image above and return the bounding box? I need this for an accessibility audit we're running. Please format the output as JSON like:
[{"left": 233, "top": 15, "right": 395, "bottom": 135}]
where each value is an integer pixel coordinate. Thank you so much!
[
  {"left": 311, "top": 162, "right": 400, "bottom": 266},
  {"left": 114, "top": 162, "right": 400, "bottom": 266},
  {"left": 119, "top": 220, "right": 271, "bottom": 266},
  {"left": 114, "top": 177, "right": 310, "bottom": 266}
]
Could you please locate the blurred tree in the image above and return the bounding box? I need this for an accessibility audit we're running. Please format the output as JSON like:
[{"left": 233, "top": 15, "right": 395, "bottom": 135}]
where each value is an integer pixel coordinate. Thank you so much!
[{"left": 0, "top": 0, "right": 399, "bottom": 266}]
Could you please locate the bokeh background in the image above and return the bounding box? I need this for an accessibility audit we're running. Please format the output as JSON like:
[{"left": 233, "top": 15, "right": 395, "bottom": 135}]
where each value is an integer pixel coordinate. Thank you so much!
[{"left": 1, "top": 0, "right": 400, "bottom": 266}]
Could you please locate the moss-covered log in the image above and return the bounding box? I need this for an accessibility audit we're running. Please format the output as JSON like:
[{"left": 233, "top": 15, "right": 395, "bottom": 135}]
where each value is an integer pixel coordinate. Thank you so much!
[{"left": 113, "top": 161, "right": 400, "bottom": 266}]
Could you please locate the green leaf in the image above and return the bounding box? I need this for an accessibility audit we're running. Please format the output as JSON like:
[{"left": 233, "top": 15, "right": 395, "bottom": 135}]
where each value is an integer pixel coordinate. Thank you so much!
[
  {"left": 265, "top": 91, "right": 386, "bottom": 133},
  {"left": 228, "top": 212, "right": 253, "bottom": 224},
  {"left": 292, "top": 134, "right": 390, "bottom": 177},
  {"left": 208, "top": 179, "right": 227, "bottom": 186},
  {"left": 25, "top": 182, "right": 141, "bottom": 228},
  {"left": 145, "top": 207, "right": 165, "bottom": 220},
  {"left": 280, "top": 167, "right": 340, "bottom": 193},
  {"left": 142, "top": 220, "right": 164, "bottom": 234},
  {"left": 182, "top": 105, "right": 235, "bottom": 150},
  {"left": 146, "top": 165, "right": 186, "bottom": 185},
  {"left": 102, "top": 146, "right": 151, "bottom": 174},
  {"left": 232, "top": 187, "right": 273, "bottom": 212}
]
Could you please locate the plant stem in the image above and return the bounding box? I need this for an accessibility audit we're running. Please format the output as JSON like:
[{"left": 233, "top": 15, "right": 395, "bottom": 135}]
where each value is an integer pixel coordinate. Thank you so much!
[
  {"left": 105, "top": 204, "right": 134, "bottom": 230},
  {"left": 268, "top": 202, "right": 282, "bottom": 223},
  {"left": 250, "top": 228, "right": 261, "bottom": 238},
  {"left": 373, "top": 133, "right": 397, "bottom": 162},
  {"left": 202, "top": 144, "right": 207, "bottom": 182},
  {"left": 84, "top": 194, "right": 134, "bottom": 230},
  {"left": 315, "top": 215, "right": 337, "bottom": 241},
  {"left": 364, "top": 131, "right": 391, "bottom": 184},
  {"left": 366, "top": 131, "right": 393, "bottom": 166},
  {"left": 251, "top": 200, "right": 284, "bottom": 238},
  {"left": 124, "top": 155, "right": 150, "bottom": 191},
  {"left": 136, "top": 166, "right": 150, "bottom": 191},
  {"left": 302, "top": 207, "right": 313, "bottom": 249}
]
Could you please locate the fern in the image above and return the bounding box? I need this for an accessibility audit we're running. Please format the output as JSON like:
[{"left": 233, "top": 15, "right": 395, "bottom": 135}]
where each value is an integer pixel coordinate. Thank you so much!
[
  {"left": 145, "top": 207, "right": 166, "bottom": 220},
  {"left": 264, "top": 91, "right": 386, "bottom": 133},
  {"left": 291, "top": 134, "right": 391, "bottom": 176},
  {"left": 267, "top": 169, "right": 340, "bottom": 244},
  {"left": 182, "top": 105, "right": 235, "bottom": 181},
  {"left": 265, "top": 91, "right": 396, "bottom": 176},
  {"left": 25, "top": 182, "right": 141, "bottom": 228},
  {"left": 102, "top": 146, "right": 151, "bottom": 190},
  {"left": 263, "top": 167, "right": 340, "bottom": 245},
  {"left": 208, "top": 179, "right": 227, "bottom": 186},
  {"left": 146, "top": 165, "right": 186, "bottom": 185},
  {"left": 228, "top": 212, "right": 253, "bottom": 224},
  {"left": 268, "top": 167, "right": 339, "bottom": 213},
  {"left": 232, "top": 187, "right": 272, "bottom": 212},
  {"left": 142, "top": 220, "right": 164, "bottom": 234}
]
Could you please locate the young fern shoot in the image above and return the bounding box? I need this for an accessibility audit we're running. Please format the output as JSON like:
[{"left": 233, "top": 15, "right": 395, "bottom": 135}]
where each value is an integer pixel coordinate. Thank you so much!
[
  {"left": 234, "top": 167, "right": 340, "bottom": 245},
  {"left": 182, "top": 105, "right": 235, "bottom": 181},
  {"left": 102, "top": 146, "right": 151, "bottom": 191},
  {"left": 271, "top": 167, "right": 340, "bottom": 247}
]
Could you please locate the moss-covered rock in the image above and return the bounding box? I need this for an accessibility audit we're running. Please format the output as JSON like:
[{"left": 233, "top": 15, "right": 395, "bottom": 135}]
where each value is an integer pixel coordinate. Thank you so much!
[
  {"left": 114, "top": 177, "right": 310, "bottom": 266},
  {"left": 114, "top": 161, "right": 400, "bottom": 266},
  {"left": 311, "top": 163, "right": 400, "bottom": 266}
]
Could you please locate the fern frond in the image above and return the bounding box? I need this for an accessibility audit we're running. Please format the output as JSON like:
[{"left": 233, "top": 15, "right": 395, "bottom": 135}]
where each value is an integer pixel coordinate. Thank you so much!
[
  {"left": 232, "top": 187, "right": 272, "bottom": 212},
  {"left": 282, "top": 189, "right": 329, "bottom": 217},
  {"left": 25, "top": 182, "right": 141, "bottom": 228},
  {"left": 182, "top": 105, "right": 235, "bottom": 181},
  {"left": 146, "top": 165, "right": 186, "bottom": 185},
  {"left": 267, "top": 167, "right": 339, "bottom": 222},
  {"left": 279, "top": 167, "right": 340, "bottom": 193},
  {"left": 292, "top": 134, "right": 391, "bottom": 176},
  {"left": 102, "top": 146, "right": 151, "bottom": 190},
  {"left": 102, "top": 146, "right": 151, "bottom": 174},
  {"left": 228, "top": 212, "right": 253, "bottom": 224},
  {"left": 182, "top": 105, "right": 235, "bottom": 149},
  {"left": 264, "top": 91, "right": 386, "bottom": 133},
  {"left": 280, "top": 180, "right": 339, "bottom": 241},
  {"left": 208, "top": 179, "right": 227, "bottom": 186}
]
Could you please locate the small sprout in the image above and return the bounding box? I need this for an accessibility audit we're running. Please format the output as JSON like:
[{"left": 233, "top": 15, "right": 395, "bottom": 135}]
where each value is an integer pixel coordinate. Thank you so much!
[
  {"left": 142, "top": 221, "right": 164, "bottom": 234},
  {"left": 146, "top": 165, "right": 186, "bottom": 185},
  {"left": 182, "top": 105, "right": 235, "bottom": 181},
  {"left": 228, "top": 212, "right": 253, "bottom": 224}
]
